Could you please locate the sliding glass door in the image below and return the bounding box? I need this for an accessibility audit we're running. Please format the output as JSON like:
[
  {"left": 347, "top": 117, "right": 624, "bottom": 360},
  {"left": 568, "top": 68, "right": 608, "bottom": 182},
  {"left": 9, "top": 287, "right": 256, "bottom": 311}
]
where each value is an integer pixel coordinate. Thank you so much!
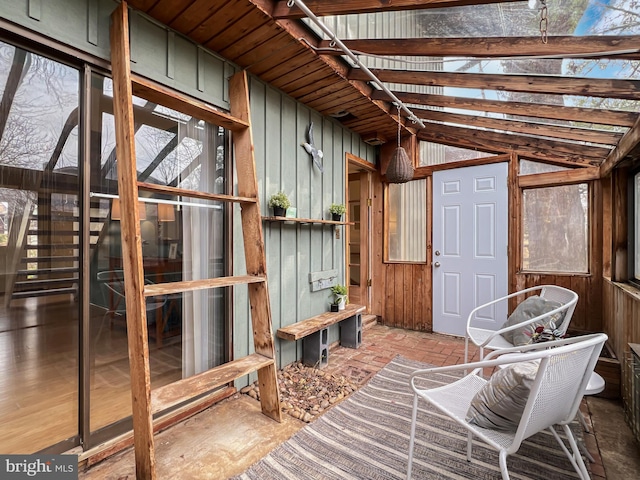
[
  {"left": 0, "top": 41, "right": 80, "bottom": 453},
  {"left": 0, "top": 38, "right": 230, "bottom": 452}
]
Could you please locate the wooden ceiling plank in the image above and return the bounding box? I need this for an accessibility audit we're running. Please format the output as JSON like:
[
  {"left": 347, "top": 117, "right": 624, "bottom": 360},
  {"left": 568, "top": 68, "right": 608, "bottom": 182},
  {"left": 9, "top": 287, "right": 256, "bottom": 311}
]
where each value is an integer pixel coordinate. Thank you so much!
[
  {"left": 260, "top": 56, "right": 322, "bottom": 84},
  {"left": 270, "top": 61, "right": 331, "bottom": 91},
  {"left": 164, "top": 0, "right": 226, "bottom": 35},
  {"left": 231, "top": 30, "right": 294, "bottom": 67},
  {"left": 250, "top": 45, "right": 315, "bottom": 79},
  {"left": 208, "top": 11, "right": 272, "bottom": 53},
  {"left": 414, "top": 109, "right": 623, "bottom": 146},
  {"left": 320, "top": 36, "right": 640, "bottom": 60},
  {"left": 350, "top": 69, "right": 640, "bottom": 100},
  {"left": 600, "top": 115, "right": 640, "bottom": 176},
  {"left": 145, "top": 0, "right": 194, "bottom": 26},
  {"left": 272, "top": 0, "right": 520, "bottom": 19},
  {"left": 285, "top": 75, "right": 349, "bottom": 98},
  {"left": 217, "top": 22, "right": 283, "bottom": 59},
  {"left": 297, "top": 81, "right": 361, "bottom": 104},
  {"left": 373, "top": 90, "right": 639, "bottom": 128},
  {"left": 308, "top": 92, "right": 372, "bottom": 114},
  {"left": 188, "top": 2, "right": 257, "bottom": 46},
  {"left": 275, "top": 71, "right": 337, "bottom": 95}
]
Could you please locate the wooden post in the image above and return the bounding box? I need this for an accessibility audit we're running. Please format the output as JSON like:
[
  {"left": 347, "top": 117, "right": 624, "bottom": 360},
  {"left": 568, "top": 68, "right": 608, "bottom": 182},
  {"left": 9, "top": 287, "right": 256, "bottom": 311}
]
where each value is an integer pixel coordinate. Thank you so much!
[
  {"left": 109, "top": 2, "right": 156, "bottom": 478},
  {"left": 228, "top": 70, "right": 282, "bottom": 422}
]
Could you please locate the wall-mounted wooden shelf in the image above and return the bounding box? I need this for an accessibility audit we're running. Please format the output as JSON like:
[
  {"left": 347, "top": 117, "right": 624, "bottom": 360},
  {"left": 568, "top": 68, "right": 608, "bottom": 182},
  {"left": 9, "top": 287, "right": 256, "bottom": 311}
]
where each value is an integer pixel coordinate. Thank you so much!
[{"left": 262, "top": 216, "right": 352, "bottom": 225}]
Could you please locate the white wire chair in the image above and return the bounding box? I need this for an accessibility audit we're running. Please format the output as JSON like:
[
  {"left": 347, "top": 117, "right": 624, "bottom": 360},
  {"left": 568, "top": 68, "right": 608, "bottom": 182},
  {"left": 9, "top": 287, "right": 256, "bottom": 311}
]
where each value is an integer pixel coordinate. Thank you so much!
[
  {"left": 407, "top": 333, "right": 607, "bottom": 480},
  {"left": 465, "top": 284, "right": 579, "bottom": 363}
]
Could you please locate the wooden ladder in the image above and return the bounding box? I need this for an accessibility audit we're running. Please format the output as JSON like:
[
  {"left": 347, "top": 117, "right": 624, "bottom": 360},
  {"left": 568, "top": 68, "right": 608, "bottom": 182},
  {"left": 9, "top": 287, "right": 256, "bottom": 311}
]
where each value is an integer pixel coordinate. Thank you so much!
[{"left": 109, "top": 3, "right": 281, "bottom": 478}]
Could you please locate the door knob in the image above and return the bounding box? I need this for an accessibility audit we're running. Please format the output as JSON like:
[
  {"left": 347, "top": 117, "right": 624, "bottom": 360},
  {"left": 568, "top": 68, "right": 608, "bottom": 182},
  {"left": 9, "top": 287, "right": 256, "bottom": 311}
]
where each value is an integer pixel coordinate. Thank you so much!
[{"left": 434, "top": 262, "right": 441, "bottom": 267}]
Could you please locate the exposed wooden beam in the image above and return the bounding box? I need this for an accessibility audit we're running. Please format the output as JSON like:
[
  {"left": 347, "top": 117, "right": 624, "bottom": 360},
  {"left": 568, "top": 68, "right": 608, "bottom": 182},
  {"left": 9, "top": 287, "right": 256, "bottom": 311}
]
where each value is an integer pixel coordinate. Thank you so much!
[
  {"left": 349, "top": 68, "right": 640, "bottom": 100},
  {"left": 600, "top": 114, "right": 640, "bottom": 177},
  {"left": 417, "top": 123, "right": 608, "bottom": 166},
  {"left": 273, "top": 0, "right": 520, "bottom": 19},
  {"left": 412, "top": 154, "right": 511, "bottom": 179},
  {"left": 518, "top": 167, "right": 601, "bottom": 188},
  {"left": 413, "top": 109, "right": 623, "bottom": 146},
  {"left": 319, "top": 36, "right": 640, "bottom": 60},
  {"left": 372, "top": 90, "right": 639, "bottom": 128}
]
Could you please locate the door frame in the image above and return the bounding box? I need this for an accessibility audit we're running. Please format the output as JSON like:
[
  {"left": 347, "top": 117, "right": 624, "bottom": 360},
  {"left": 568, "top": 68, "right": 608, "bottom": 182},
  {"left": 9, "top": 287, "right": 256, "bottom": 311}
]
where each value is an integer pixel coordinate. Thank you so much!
[{"left": 346, "top": 153, "right": 375, "bottom": 312}]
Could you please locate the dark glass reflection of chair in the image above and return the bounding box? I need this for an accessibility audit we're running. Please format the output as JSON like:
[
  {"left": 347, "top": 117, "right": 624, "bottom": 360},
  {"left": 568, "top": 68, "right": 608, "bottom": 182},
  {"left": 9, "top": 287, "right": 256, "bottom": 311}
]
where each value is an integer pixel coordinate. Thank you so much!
[{"left": 96, "top": 270, "right": 166, "bottom": 344}]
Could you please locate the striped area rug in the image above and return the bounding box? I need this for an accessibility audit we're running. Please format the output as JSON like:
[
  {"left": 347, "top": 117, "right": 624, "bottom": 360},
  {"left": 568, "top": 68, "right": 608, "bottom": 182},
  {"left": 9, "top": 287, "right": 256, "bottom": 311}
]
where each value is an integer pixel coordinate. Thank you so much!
[{"left": 234, "top": 355, "right": 586, "bottom": 480}]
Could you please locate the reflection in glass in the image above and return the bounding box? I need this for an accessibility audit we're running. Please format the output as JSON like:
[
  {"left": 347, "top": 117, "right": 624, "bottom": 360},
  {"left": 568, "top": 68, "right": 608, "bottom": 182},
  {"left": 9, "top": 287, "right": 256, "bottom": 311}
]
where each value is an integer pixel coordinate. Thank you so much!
[
  {"left": 0, "top": 42, "right": 80, "bottom": 453},
  {"left": 89, "top": 73, "right": 228, "bottom": 433}
]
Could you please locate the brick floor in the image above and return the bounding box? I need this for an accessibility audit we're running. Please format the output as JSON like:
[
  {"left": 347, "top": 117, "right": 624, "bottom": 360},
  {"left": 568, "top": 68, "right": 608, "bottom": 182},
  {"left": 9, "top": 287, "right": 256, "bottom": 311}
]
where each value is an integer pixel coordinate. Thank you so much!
[{"left": 325, "top": 323, "right": 606, "bottom": 480}]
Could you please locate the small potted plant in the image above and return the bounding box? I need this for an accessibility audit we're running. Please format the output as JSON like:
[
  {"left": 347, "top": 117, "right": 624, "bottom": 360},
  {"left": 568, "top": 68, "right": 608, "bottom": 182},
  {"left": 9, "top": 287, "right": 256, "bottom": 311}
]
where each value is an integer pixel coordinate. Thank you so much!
[
  {"left": 329, "top": 203, "right": 346, "bottom": 221},
  {"left": 269, "top": 191, "right": 291, "bottom": 217},
  {"left": 329, "top": 284, "right": 348, "bottom": 311}
]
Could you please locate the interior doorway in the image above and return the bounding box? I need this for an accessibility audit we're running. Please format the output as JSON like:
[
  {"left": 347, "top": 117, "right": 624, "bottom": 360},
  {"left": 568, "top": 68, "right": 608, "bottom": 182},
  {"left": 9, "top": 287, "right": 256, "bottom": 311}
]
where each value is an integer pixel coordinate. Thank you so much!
[
  {"left": 432, "top": 163, "right": 508, "bottom": 336},
  {"left": 346, "top": 154, "right": 375, "bottom": 312}
]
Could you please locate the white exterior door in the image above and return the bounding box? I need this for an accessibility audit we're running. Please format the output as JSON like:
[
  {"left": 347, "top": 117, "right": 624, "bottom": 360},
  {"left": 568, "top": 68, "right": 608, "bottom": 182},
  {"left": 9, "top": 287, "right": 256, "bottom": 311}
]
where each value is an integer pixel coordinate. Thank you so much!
[{"left": 432, "top": 163, "right": 508, "bottom": 336}]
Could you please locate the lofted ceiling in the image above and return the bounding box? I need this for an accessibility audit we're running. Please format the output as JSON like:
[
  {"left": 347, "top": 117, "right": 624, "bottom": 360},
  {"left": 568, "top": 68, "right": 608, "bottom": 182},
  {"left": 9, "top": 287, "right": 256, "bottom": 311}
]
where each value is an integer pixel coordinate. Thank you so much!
[{"left": 126, "top": 0, "right": 640, "bottom": 173}]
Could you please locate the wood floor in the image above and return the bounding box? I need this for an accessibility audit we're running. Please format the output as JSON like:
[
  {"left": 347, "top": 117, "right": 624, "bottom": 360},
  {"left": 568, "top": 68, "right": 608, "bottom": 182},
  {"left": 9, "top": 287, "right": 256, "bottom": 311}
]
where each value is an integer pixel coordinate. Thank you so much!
[{"left": 0, "top": 297, "right": 181, "bottom": 454}]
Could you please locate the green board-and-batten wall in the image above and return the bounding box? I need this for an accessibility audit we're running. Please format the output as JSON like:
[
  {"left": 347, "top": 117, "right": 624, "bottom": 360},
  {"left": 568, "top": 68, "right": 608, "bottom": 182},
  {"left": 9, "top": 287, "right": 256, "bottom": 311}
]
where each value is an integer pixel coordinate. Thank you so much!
[
  {"left": 235, "top": 80, "right": 375, "bottom": 383},
  {"left": 1, "top": 0, "right": 376, "bottom": 383}
]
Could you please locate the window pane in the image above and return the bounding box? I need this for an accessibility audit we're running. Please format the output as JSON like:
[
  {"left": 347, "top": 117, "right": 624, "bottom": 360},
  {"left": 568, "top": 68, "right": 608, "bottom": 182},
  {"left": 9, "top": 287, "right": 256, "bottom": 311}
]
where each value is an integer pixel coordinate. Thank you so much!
[
  {"left": 522, "top": 184, "right": 588, "bottom": 273},
  {"left": 519, "top": 160, "right": 570, "bottom": 175},
  {"left": 635, "top": 173, "right": 640, "bottom": 281},
  {"left": 387, "top": 180, "right": 426, "bottom": 262},
  {"left": 419, "top": 141, "right": 492, "bottom": 167}
]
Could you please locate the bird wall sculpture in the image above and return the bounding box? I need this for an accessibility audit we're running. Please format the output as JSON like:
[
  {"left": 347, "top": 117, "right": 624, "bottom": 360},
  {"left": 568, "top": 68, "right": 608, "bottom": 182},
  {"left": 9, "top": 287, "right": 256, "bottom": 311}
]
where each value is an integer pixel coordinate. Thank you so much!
[{"left": 301, "top": 122, "right": 324, "bottom": 173}]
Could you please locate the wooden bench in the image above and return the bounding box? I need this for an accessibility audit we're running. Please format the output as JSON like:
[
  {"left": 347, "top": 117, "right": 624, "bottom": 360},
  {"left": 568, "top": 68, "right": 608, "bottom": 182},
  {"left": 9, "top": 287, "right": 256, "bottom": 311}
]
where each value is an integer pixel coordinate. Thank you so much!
[{"left": 277, "top": 304, "right": 366, "bottom": 367}]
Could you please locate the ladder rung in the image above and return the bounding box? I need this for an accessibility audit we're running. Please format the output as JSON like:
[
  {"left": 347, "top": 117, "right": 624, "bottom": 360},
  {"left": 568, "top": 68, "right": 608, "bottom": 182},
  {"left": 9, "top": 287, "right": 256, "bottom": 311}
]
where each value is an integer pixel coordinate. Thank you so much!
[
  {"left": 144, "top": 275, "right": 265, "bottom": 297},
  {"left": 137, "top": 182, "right": 258, "bottom": 204},
  {"left": 151, "top": 353, "right": 274, "bottom": 414}
]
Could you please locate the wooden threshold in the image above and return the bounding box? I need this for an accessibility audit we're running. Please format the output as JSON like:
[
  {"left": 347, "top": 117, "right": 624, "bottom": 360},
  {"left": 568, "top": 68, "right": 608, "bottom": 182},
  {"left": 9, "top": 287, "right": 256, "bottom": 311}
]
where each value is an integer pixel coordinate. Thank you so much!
[
  {"left": 151, "top": 354, "right": 274, "bottom": 414},
  {"left": 144, "top": 275, "right": 265, "bottom": 297},
  {"left": 138, "top": 182, "right": 257, "bottom": 204}
]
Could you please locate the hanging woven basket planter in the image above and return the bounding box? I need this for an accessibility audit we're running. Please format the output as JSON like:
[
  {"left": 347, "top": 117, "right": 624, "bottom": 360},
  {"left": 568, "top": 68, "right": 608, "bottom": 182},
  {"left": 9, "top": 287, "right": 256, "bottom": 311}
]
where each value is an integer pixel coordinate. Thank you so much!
[
  {"left": 386, "top": 105, "right": 414, "bottom": 184},
  {"left": 386, "top": 146, "right": 414, "bottom": 183}
]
